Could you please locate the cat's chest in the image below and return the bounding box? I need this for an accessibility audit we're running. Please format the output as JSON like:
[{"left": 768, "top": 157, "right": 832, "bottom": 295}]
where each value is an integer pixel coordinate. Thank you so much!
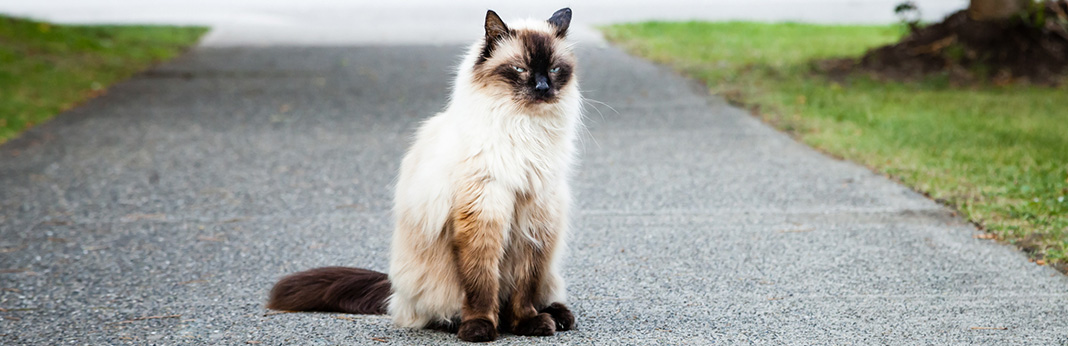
[
  {"left": 492, "top": 138, "right": 561, "bottom": 173},
  {"left": 475, "top": 132, "right": 567, "bottom": 191}
]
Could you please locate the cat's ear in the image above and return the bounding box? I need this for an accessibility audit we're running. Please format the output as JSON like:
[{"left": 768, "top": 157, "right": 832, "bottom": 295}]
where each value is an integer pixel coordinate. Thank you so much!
[
  {"left": 478, "top": 10, "right": 510, "bottom": 64},
  {"left": 484, "top": 10, "right": 509, "bottom": 42},
  {"left": 547, "top": 8, "right": 571, "bottom": 37}
]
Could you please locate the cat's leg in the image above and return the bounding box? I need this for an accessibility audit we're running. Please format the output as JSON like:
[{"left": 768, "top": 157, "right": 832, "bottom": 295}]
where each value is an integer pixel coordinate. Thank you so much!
[
  {"left": 528, "top": 187, "right": 575, "bottom": 332},
  {"left": 501, "top": 234, "right": 557, "bottom": 336},
  {"left": 505, "top": 190, "right": 573, "bottom": 335},
  {"left": 532, "top": 246, "right": 575, "bottom": 331},
  {"left": 451, "top": 179, "right": 513, "bottom": 342}
]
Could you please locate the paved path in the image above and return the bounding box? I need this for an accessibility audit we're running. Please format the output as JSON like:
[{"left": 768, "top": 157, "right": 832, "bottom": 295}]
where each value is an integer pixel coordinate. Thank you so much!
[{"left": 3, "top": 3, "right": 1068, "bottom": 345}]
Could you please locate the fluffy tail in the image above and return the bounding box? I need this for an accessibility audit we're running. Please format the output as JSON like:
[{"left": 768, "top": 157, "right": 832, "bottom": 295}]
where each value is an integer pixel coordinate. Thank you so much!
[{"left": 267, "top": 266, "right": 390, "bottom": 314}]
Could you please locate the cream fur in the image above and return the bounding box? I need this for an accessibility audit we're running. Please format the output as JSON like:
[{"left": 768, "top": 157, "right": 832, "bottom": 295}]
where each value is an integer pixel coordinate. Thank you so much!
[{"left": 386, "top": 19, "right": 581, "bottom": 328}]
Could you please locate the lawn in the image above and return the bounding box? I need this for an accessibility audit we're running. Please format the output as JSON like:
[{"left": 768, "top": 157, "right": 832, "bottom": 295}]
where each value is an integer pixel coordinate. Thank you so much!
[
  {"left": 0, "top": 16, "right": 207, "bottom": 143},
  {"left": 601, "top": 22, "right": 1068, "bottom": 270}
]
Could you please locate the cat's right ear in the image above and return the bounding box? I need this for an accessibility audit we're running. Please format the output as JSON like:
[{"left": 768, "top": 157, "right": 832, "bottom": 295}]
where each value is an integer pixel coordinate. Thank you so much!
[
  {"left": 547, "top": 8, "right": 571, "bottom": 37},
  {"left": 484, "top": 10, "right": 509, "bottom": 43}
]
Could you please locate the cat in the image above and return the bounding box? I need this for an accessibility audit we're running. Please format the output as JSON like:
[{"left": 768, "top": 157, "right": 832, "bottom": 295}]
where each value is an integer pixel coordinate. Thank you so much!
[{"left": 267, "top": 8, "right": 581, "bottom": 342}]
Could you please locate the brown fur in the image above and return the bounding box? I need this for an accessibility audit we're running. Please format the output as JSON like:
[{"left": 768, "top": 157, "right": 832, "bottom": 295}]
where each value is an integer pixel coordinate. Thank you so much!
[
  {"left": 449, "top": 172, "right": 574, "bottom": 340},
  {"left": 457, "top": 318, "right": 497, "bottom": 342},
  {"left": 451, "top": 177, "right": 507, "bottom": 331},
  {"left": 498, "top": 192, "right": 548, "bottom": 333},
  {"left": 539, "top": 302, "right": 575, "bottom": 331},
  {"left": 266, "top": 266, "right": 390, "bottom": 314}
]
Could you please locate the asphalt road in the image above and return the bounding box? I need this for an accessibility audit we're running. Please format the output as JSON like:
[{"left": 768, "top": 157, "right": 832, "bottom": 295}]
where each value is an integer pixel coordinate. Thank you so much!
[{"left": 3, "top": 27, "right": 1068, "bottom": 346}]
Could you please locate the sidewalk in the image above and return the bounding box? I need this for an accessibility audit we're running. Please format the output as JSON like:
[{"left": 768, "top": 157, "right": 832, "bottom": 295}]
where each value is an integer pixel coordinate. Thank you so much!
[{"left": 1, "top": 3, "right": 1066, "bottom": 345}]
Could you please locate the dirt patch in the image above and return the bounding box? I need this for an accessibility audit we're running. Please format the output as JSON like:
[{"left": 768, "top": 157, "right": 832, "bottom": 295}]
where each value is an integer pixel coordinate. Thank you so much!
[{"left": 819, "top": 1, "right": 1068, "bottom": 85}]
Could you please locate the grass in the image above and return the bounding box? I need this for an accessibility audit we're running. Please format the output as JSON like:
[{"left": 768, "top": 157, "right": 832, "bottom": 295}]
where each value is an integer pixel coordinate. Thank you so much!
[
  {"left": 0, "top": 16, "right": 207, "bottom": 143},
  {"left": 601, "top": 22, "right": 1068, "bottom": 270}
]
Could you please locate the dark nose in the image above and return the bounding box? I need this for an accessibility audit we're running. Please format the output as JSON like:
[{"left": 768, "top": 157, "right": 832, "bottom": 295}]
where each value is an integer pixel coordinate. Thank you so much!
[{"left": 534, "top": 75, "right": 550, "bottom": 92}]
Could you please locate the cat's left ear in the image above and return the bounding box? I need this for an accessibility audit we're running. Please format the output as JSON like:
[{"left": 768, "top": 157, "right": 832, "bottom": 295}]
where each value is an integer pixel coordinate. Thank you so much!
[
  {"left": 547, "top": 8, "right": 571, "bottom": 37},
  {"left": 485, "top": 10, "right": 509, "bottom": 42}
]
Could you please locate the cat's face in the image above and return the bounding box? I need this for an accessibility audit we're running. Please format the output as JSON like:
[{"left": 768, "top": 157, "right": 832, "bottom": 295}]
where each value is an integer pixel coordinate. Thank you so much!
[{"left": 471, "top": 8, "right": 576, "bottom": 108}]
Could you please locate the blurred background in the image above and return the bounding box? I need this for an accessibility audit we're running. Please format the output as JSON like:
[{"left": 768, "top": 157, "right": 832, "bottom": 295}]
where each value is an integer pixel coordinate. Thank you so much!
[{"left": 0, "top": 0, "right": 965, "bottom": 45}]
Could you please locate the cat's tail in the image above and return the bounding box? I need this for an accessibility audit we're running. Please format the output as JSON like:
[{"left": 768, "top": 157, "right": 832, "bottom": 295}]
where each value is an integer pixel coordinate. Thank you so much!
[{"left": 266, "top": 266, "right": 390, "bottom": 315}]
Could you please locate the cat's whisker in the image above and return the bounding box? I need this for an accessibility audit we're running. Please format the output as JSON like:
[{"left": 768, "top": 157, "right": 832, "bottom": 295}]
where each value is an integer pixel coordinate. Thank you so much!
[
  {"left": 577, "top": 121, "right": 600, "bottom": 150},
  {"left": 581, "top": 97, "right": 617, "bottom": 123}
]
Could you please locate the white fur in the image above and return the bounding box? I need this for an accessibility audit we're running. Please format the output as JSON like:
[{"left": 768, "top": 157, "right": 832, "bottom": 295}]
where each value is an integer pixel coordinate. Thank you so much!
[{"left": 386, "top": 20, "right": 581, "bottom": 328}]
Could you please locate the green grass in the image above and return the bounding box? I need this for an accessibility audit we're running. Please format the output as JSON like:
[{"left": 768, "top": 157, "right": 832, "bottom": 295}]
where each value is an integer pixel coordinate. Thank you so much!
[
  {"left": 602, "top": 22, "right": 1068, "bottom": 269},
  {"left": 0, "top": 16, "right": 207, "bottom": 143}
]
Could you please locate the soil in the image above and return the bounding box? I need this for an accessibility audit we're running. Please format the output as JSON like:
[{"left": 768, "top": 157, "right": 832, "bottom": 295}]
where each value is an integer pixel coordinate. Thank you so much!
[{"left": 819, "top": 1, "right": 1068, "bottom": 85}]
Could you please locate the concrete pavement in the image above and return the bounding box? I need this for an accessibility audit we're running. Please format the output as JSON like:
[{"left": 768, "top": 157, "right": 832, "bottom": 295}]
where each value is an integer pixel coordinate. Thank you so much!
[{"left": 2, "top": 2, "right": 1068, "bottom": 345}]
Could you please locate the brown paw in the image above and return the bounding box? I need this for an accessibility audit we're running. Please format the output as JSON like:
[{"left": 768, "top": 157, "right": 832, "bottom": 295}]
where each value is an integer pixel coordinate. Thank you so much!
[
  {"left": 457, "top": 318, "right": 498, "bottom": 342},
  {"left": 427, "top": 317, "right": 461, "bottom": 333},
  {"left": 540, "top": 302, "right": 575, "bottom": 331},
  {"left": 512, "top": 312, "right": 555, "bottom": 336}
]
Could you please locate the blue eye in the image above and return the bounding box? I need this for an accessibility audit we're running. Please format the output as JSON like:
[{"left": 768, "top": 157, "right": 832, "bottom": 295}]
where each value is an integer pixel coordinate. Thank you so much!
[
  {"left": 513, "top": 66, "right": 526, "bottom": 73},
  {"left": 549, "top": 67, "right": 561, "bottom": 73}
]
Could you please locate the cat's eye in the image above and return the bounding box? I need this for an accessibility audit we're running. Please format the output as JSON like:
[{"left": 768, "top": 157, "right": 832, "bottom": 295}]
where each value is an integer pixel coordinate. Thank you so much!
[
  {"left": 549, "top": 67, "right": 561, "bottom": 73},
  {"left": 513, "top": 66, "right": 526, "bottom": 73}
]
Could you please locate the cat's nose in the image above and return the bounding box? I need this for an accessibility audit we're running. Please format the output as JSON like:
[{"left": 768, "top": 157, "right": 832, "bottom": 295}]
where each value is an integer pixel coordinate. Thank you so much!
[{"left": 535, "top": 75, "right": 550, "bottom": 92}]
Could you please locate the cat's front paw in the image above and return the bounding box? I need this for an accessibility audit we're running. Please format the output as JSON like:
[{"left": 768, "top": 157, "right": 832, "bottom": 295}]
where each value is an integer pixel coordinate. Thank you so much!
[
  {"left": 427, "top": 317, "right": 461, "bottom": 333},
  {"left": 512, "top": 312, "right": 556, "bottom": 336},
  {"left": 540, "top": 302, "right": 575, "bottom": 331},
  {"left": 457, "top": 318, "right": 498, "bottom": 342}
]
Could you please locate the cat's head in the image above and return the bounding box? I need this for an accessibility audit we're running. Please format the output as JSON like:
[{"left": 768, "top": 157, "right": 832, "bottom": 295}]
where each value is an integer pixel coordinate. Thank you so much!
[{"left": 471, "top": 8, "right": 576, "bottom": 108}]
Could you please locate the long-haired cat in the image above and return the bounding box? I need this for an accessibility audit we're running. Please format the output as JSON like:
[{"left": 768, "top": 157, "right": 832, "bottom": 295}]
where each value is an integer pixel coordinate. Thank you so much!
[{"left": 267, "top": 8, "right": 580, "bottom": 342}]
